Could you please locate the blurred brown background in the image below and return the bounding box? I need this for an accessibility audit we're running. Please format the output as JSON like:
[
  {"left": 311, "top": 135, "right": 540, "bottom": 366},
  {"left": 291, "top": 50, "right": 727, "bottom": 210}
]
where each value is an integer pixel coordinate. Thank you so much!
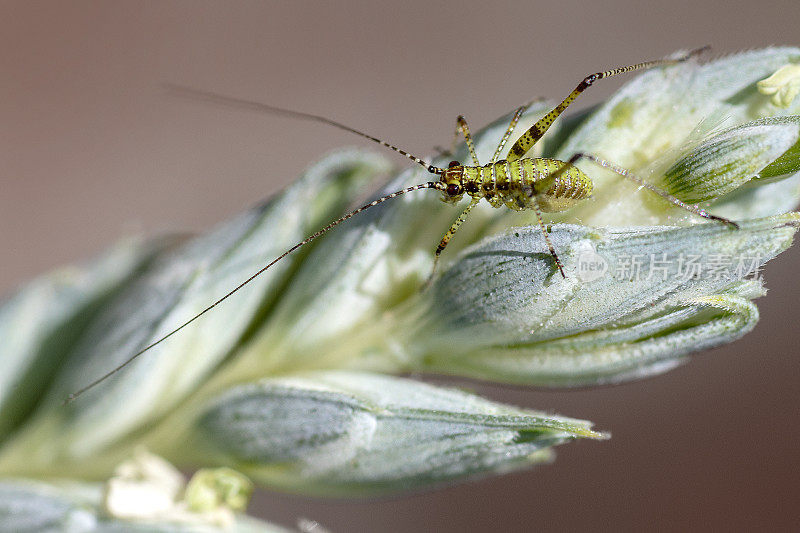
[{"left": 2, "top": 1, "right": 799, "bottom": 531}]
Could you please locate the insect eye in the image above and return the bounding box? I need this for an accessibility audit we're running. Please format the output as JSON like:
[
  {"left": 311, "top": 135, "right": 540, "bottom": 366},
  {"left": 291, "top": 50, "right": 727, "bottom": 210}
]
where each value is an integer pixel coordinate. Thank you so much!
[
  {"left": 446, "top": 183, "right": 461, "bottom": 196},
  {"left": 448, "top": 160, "right": 460, "bottom": 168}
]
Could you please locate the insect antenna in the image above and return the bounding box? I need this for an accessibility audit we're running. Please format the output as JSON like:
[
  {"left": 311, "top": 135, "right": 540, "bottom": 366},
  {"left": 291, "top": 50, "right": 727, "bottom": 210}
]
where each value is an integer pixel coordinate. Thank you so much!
[
  {"left": 163, "top": 84, "right": 444, "bottom": 174},
  {"left": 66, "top": 180, "right": 444, "bottom": 404}
]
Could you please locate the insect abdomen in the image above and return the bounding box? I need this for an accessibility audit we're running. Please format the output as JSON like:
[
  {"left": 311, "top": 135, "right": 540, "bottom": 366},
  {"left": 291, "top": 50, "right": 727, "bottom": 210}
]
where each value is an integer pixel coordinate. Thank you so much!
[
  {"left": 461, "top": 158, "right": 592, "bottom": 212},
  {"left": 529, "top": 158, "right": 593, "bottom": 212}
]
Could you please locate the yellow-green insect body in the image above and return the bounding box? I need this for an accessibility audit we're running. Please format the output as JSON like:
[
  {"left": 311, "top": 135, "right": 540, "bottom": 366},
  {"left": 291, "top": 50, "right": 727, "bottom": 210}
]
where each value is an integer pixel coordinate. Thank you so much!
[{"left": 440, "top": 158, "right": 593, "bottom": 212}]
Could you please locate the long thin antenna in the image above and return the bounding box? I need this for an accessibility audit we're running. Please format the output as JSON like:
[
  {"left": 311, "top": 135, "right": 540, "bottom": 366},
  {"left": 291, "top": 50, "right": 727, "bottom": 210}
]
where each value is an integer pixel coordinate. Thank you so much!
[
  {"left": 163, "top": 84, "right": 443, "bottom": 174},
  {"left": 66, "top": 181, "right": 443, "bottom": 404}
]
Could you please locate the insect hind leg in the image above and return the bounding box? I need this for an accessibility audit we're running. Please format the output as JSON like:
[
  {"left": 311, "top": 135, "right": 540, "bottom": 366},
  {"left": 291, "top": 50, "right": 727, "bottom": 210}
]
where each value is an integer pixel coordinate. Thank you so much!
[
  {"left": 567, "top": 152, "right": 739, "bottom": 228},
  {"left": 506, "top": 48, "right": 709, "bottom": 162}
]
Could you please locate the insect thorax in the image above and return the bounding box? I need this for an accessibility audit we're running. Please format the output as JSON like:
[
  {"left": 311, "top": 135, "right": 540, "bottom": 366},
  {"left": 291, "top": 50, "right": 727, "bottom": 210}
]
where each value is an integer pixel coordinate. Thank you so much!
[{"left": 441, "top": 158, "right": 593, "bottom": 212}]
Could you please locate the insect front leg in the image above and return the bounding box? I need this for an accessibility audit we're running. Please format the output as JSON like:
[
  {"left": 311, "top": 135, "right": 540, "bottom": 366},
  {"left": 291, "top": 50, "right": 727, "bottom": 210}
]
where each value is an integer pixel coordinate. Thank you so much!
[
  {"left": 567, "top": 152, "right": 739, "bottom": 228},
  {"left": 426, "top": 198, "right": 481, "bottom": 287}
]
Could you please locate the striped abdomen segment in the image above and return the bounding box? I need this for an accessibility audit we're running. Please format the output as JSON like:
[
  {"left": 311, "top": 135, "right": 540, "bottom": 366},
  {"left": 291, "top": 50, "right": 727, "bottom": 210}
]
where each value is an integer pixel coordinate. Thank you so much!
[{"left": 461, "top": 157, "right": 593, "bottom": 212}]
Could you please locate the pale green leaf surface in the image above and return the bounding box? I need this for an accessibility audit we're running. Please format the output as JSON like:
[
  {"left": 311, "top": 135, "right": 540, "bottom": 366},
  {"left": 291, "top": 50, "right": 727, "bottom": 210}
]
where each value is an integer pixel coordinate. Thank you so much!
[
  {"left": 759, "top": 133, "right": 800, "bottom": 179},
  {"left": 711, "top": 172, "right": 800, "bottom": 220},
  {"left": 663, "top": 117, "right": 800, "bottom": 202},
  {"left": 408, "top": 213, "right": 797, "bottom": 385},
  {"left": 3, "top": 151, "right": 389, "bottom": 462},
  {"left": 0, "top": 238, "right": 164, "bottom": 440},
  {"left": 193, "top": 371, "right": 603, "bottom": 495}
]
